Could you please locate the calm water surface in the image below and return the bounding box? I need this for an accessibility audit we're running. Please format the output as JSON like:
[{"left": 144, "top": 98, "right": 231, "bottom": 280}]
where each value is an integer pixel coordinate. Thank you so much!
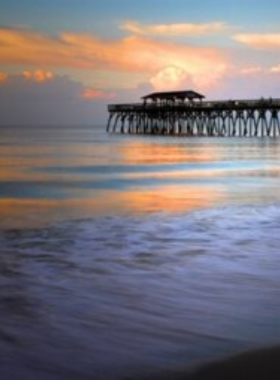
[{"left": 1, "top": 125, "right": 280, "bottom": 379}]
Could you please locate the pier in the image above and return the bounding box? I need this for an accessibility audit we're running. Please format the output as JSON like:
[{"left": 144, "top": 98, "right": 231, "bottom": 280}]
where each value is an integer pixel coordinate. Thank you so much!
[{"left": 107, "top": 90, "right": 280, "bottom": 137}]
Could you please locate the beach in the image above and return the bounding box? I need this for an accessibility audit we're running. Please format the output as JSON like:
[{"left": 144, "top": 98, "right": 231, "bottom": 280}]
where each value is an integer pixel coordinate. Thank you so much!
[
  {"left": 0, "top": 125, "right": 280, "bottom": 379},
  {"left": 141, "top": 345, "right": 280, "bottom": 380}
]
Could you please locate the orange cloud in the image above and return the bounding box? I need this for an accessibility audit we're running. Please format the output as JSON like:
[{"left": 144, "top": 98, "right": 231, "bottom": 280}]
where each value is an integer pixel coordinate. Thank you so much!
[
  {"left": 0, "top": 71, "right": 8, "bottom": 83},
  {"left": 59, "top": 32, "right": 228, "bottom": 79},
  {"left": 120, "top": 21, "right": 228, "bottom": 37},
  {"left": 0, "top": 27, "right": 228, "bottom": 92},
  {"left": 81, "top": 88, "right": 116, "bottom": 100},
  {"left": 23, "top": 70, "right": 54, "bottom": 83},
  {"left": 233, "top": 33, "right": 280, "bottom": 49}
]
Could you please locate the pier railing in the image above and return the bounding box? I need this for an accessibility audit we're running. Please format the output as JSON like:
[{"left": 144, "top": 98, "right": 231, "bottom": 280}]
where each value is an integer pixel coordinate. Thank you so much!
[{"left": 109, "top": 98, "right": 280, "bottom": 111}]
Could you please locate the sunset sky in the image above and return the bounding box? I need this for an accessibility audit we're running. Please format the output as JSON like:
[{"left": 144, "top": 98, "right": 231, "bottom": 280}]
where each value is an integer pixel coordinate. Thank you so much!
[{"left": 0, "top": 0, "right": 280, "bottom": 125}]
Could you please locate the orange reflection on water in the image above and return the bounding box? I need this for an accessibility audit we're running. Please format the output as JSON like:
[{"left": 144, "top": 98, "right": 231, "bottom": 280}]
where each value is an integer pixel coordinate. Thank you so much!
[
  {"left": 118, "top": 140, "right": 220, "bottom": 165},
  {"left": 0, "top": 143, "right": 116, "bottom": 181},
  {"left": 0, "top": 183, "right": 225, "bottom": 229},
  {"left": 113, "top": 184, "right": 225, "bottom": 214},
  {"left": 0, "top": 197, "right": 111, "bottom": 229}
]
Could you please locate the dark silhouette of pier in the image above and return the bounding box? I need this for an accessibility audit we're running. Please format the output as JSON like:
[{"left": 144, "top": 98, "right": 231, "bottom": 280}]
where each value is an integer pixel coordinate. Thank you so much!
[{"left": 107, "top": 90, "right": 280, "bottom": 137}]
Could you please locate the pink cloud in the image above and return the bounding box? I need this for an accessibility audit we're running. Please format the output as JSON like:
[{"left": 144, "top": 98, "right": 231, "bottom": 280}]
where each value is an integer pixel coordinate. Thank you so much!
[
  {"left": 240, "top": 66, "right": 262, "bottom": 75},
  {"left": 233, "top": 33, "right": 280, "bottom": 49},
  {"left": 23, "top": 70, "right": 54, "bottom": 83},
  {"left": 81, "top": 88, "right": 116, "bottom": 100},
  {"left": 0, "top": 71, "right": 8, "bottom": 83}
]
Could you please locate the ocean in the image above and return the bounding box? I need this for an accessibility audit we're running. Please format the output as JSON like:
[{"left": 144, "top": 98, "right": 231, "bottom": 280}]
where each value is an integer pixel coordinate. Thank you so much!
[{"left": 1, "top": 125, "right": 280, "bottom": 379}]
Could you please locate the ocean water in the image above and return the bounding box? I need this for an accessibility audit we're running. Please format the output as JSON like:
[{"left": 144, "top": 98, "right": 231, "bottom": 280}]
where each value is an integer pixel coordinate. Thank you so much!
[{"left": 1, "top": 125, "right": 280, "bottom": 379}]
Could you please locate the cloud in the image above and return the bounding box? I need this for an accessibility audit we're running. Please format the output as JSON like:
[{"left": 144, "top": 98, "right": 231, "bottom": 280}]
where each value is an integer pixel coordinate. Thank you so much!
[
  {"left": 270, "top": 64, "right": 280, "bottom": 73},
  {"left": 0, "top": 27, "right": 228, "bottom": 92},
  {"left": 0, "top": 74, "right": 108, "bottom": 125},
  {"left": 23, "top": 70, "right": 54, "bottom": 83},
  {"left": 209, "top": 65, "right": 280, "bottom": 100},
  {"left": 0, "top": 71, "right": 8, "bottom": 83},
  {"left": 150, "top": 66, "right": 194, "bottom": 91},
  {"left": 81, "top": 88, "right": 116, "bottom": 100},
  {"left": 5, "top": 25, "right": 280, "bottom": 116},
  {"left": 240, "top": 66, "right": 262, "bottom": 75},
  {"left": 120, "top": 21, "right": 228, "bottom": 37},
  {"left": 0, "top": 68, "right": 280, "bottom": 127},
  {"left": 233, "top": 33, "right": 280, "bottom": 49}
]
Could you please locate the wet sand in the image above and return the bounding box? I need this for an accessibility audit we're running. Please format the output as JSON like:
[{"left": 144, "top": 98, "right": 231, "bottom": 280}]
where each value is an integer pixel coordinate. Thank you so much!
[{"left": 141, "top": 345, "right": 280, "bottom": 380}]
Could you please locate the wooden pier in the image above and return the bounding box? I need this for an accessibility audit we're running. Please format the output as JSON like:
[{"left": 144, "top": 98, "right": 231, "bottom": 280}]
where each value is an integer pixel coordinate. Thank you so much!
[{"left": 107, "top": 90, "right": 280, "bottom": 137}]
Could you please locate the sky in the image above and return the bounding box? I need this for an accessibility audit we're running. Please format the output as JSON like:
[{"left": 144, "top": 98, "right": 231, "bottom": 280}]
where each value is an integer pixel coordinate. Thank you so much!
[{"left": 0, "top": 0, "right": 280, "bottom": 125}]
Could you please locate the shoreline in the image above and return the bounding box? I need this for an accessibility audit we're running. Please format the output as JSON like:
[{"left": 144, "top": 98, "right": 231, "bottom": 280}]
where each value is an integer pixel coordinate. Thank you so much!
[{"left": 139, "top": 345, "right": 280, "bottom": 380}]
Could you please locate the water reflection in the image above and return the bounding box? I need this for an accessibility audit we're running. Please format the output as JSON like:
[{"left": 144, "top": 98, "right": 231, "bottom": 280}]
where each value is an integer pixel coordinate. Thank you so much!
[
  {"left": 1, "top": 129, "right": 280, "bottom": 229},
  {"left": 1, "top": 177, "right": 280, "bottom": 229},
  {"left": 0, "top": 183, "right": 225, "bottom": 229},
  {"left": 118, "top": 139, "right": 220, "bottom": 165}
]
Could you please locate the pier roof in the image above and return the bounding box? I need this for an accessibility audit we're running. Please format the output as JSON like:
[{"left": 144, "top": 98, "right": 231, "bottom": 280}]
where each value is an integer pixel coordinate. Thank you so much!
[{"left": 142, "top": 90, "right": 205, "bottom": 101}]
